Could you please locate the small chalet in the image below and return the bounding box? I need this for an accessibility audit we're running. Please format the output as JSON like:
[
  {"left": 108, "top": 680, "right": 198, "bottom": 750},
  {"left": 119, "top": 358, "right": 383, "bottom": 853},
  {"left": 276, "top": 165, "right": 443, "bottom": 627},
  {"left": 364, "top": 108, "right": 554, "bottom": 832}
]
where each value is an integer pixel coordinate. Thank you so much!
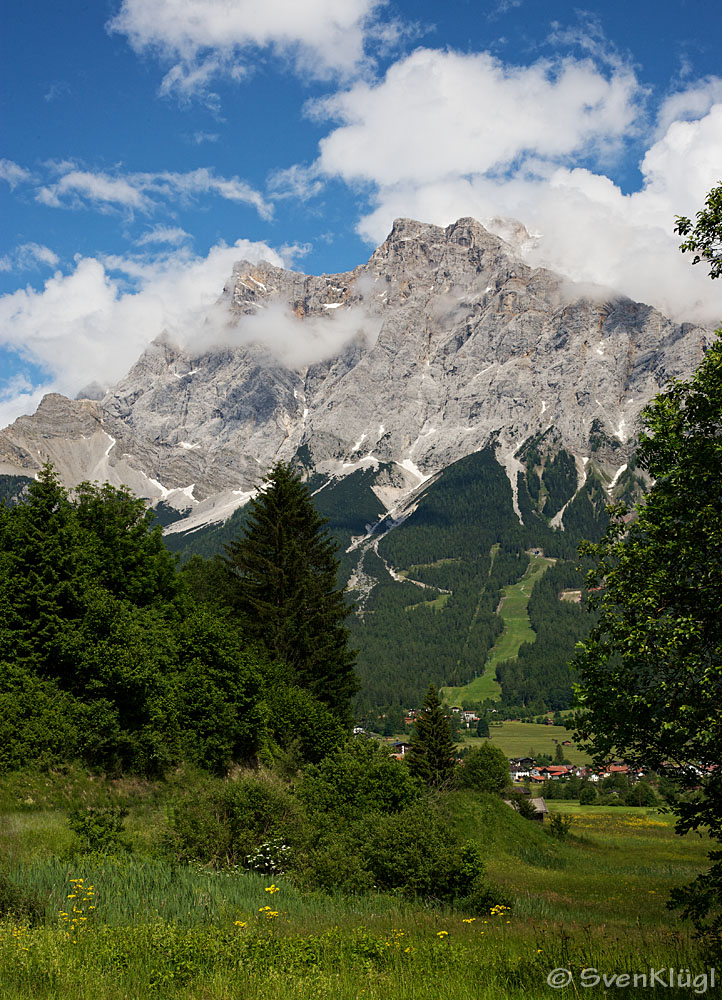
[
  {"left": 544, "top": 765, "right": 572, "bottom": 779},
  {"left": 509, "top": 757, "right": 535, "bottom": 781},
  {"left": 531, "top": 797, "right": 549, "bottom": 822},
  {"left": 504, "top": 796, "right": 549, "bottom": 822}
]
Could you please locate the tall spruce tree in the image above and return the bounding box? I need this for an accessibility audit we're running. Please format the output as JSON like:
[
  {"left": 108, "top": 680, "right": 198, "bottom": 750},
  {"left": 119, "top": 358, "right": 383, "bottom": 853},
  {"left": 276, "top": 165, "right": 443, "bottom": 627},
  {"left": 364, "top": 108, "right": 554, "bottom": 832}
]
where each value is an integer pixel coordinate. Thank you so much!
[
  {"left": 407, "top": 685, "right": 457, "bottom": 788},
  {"left": 222, "top": 462, "right": 358, "bottom": 724}
]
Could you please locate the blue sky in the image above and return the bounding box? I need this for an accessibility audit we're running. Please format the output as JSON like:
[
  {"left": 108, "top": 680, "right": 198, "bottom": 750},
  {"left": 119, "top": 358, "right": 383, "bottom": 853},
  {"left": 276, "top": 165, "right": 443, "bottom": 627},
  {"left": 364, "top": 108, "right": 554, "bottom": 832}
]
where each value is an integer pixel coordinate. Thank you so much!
[{"left": 2, "top": 0, "right": 722, "bottom": 425}]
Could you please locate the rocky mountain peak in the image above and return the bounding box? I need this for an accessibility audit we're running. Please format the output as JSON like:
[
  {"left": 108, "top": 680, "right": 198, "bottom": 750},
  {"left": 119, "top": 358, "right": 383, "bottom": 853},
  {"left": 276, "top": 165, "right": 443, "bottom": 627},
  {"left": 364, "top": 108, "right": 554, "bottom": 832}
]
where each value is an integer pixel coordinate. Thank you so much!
[{"left": 0, "top": 216, "right": 713, "bottom": 532}]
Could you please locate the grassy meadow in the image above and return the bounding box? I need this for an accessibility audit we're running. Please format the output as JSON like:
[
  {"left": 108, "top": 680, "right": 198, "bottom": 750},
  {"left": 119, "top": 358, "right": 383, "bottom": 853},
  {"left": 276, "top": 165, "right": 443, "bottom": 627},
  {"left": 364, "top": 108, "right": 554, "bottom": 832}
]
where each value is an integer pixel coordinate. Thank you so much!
[
  {"left": 0, "top": 769, "right": 714, "bottom": 999},
  {"left": 483, "top": 721, "right": 590, "bottom": 765}
]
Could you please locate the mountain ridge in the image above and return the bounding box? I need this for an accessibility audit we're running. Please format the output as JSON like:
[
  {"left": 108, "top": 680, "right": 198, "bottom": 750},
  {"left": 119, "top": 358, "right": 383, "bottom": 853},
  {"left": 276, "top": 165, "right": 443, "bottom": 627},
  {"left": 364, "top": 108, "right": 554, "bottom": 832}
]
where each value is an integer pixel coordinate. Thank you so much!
[{"left": 0, "top": 216, "right": 712, "bottom": 539}]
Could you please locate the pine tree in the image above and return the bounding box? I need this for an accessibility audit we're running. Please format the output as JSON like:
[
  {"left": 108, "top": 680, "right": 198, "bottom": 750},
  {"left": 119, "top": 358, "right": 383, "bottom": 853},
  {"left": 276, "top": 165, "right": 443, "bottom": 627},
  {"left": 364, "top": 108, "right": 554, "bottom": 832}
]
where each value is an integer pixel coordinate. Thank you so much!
[
  {"left": 407, "top": 685, "right": 457, "bottom": 787},
  {"left": 0, "top": 463, "right": 87, "bottom": 676},
  {"left": 222, "top": 462, "right": 358, "bottom": 723},
  {"left": 476, "top": 715, "right": 490, "bottom": 738}
]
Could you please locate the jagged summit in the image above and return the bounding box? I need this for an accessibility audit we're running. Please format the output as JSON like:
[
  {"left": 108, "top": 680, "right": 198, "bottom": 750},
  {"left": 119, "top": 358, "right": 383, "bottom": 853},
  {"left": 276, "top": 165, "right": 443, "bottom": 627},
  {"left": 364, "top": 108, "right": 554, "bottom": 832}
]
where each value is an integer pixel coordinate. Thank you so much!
[{"left": 0, "top": 216, "right": 712, "bottom": 531}]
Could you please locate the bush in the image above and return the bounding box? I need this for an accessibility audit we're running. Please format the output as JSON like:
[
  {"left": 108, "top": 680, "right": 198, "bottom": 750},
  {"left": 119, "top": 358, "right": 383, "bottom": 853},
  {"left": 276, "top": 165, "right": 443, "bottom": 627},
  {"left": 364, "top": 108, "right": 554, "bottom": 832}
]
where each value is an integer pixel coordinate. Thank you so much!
[
  {"left": 266, "top": 685, "right": 346, "bottom": 765},
  {"left": 292, "top": 826, "right": 374, "bottom": 893},
  {"left": 579, "top": 785, "right": 597, "bottom": 805},
  {"left": 507, "top": 790, "right": 538, "bottom": 820},
  {"left": 456, "top": 743, "right": 509, "bottom": 794},
  {"left": 624, "top": 781, "right": 659, "bottom": 807},
  {"left": 294, "top": 800, "right": 500, "bottom": 907},
  {"left": 298, "top": 739, "right": 421, "bottom": 820},
  {"left": 67, "top": 804, "right": 129, "bottom": 854},
  {"left": 0, "top": 664, "right": 79, "bottom": 773},
  {"left": 163, "top": 769, "right": 302, "bottom": 867},
  {"left": 359, "top": 804, "right": 482, "bottom": 899},
  {"left": 547, "top": 812, "right": 574, "bottom": 840},
  {"left": 0, "top": 870, "right": 43, "bottom": 925}
]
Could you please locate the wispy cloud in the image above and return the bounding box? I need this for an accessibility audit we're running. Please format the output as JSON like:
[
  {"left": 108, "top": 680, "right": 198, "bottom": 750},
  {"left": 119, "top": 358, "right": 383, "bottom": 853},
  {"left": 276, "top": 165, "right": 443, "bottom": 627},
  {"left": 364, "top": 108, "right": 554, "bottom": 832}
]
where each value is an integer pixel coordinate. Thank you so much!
[
  {"left": 493, "top": 0, "right": 523, "bottom": 16},
  {"left": 268, "top": 163, "right": 324, "bottom": 201},
  {"left": 0, "top": 158, "right": 33, "bottom": 189},
  {"left": 188, "top": 130, "right": 220, "bottom": 145},
  {"left": 37, "top": 170, "right": 148, "bottom": 211},
  {"left": 135, "top": 225, "right": 191, "bottom": 247},
  {"left": 34, "top": 164, "right": 272, "bottom": 220},
  {"left": 0, "top": 243, "right": 60, "bottom": 273},
  {"left": 43, "top": 80, "right": 72, "bottom": 103}
]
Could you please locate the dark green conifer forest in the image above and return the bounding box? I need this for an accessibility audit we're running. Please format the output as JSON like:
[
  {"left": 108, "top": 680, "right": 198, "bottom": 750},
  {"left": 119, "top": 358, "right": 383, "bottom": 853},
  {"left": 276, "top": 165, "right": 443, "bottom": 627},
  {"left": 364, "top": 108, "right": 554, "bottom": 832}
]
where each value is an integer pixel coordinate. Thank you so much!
[{"left": 0, "top": 463, "right": 350, "bottom": 776}]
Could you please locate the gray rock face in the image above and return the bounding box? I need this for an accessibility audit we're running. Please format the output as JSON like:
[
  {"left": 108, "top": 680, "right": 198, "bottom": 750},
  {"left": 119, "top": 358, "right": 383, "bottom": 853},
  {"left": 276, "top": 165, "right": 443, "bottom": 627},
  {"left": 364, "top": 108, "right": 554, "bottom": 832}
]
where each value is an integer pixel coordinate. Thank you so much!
[{"left": 0, "top": 217, "right": 712, "bottom": 523}]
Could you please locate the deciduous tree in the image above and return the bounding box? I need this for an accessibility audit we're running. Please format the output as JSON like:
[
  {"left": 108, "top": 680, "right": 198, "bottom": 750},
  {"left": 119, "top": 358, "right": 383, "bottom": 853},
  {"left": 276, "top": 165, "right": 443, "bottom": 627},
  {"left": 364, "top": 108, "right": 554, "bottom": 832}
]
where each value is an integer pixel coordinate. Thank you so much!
[
  {"left": 574, "top": 186, "right": 722, "bottom": 936},
  {"left": 675, "top": 180, "right": 722, "bottom": 279}
]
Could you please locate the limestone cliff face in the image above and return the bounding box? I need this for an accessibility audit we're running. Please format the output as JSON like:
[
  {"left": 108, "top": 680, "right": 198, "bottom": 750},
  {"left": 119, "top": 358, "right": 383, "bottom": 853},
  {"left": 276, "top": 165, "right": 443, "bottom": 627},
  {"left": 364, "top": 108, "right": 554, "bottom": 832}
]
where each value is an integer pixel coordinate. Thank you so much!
[{"left": 0, "top": 217, "right": 711, "bottom": 524}]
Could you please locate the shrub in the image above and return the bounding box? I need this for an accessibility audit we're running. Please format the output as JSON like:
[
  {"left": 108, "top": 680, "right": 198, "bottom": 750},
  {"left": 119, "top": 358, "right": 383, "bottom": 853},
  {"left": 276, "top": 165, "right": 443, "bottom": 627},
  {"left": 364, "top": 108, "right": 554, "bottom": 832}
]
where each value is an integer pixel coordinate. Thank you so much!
[
  {"left": 456, "top": 743, "right": 509, "bottom": 794},
  {"left": 265, "top": 685, "right": 346, "bottom": 765},
  {"left": 0, "top": 664, "right": 79, "bottom": 773},
  {"left": 67, "top": 804, "right": 129, "bottom": 854},
  {"left": 625, "top": 781, "right": 659, "bottom": 807},
  {"left": 294, "top": 800, "right": 501, "bottom": 907},
  {"left": 579, "top": 785, "right": 597, "bottom": 805},
  {"left": 0, "top": 870, "right": 43, "bottom": 925},
  {"left": 547, "top": 812, "right": 574, "bottom": 840},
  {"left": 163, "top": 769, "right": 302, "bottom": 867},
  {"left": 298, "top": 738, "right": 421, "bottom": 820},
  {"left": 507, "top": 790, "right": 538, "bottom": 820}
]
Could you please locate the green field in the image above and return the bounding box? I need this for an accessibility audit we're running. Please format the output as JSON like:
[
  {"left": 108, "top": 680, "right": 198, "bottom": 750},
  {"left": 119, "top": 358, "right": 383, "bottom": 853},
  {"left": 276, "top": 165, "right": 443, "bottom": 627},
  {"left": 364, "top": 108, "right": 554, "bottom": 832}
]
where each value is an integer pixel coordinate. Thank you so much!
[
  {"left": 473, "top": 720, "right": 591, "bottom": 765},
  {"left": 441, "top": 554, "right": 555, "bottom": 706},
  {"left": 0, "top": 771, "right": 712, "bottom": 1000}
]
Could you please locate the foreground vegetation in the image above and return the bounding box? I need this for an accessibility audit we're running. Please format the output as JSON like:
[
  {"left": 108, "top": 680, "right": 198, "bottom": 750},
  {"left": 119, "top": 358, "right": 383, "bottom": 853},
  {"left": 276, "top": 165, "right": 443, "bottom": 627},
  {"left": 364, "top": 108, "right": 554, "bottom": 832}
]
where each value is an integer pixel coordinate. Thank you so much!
[{"left": 0, "top": 767, "right": 713, "bottom": 999}]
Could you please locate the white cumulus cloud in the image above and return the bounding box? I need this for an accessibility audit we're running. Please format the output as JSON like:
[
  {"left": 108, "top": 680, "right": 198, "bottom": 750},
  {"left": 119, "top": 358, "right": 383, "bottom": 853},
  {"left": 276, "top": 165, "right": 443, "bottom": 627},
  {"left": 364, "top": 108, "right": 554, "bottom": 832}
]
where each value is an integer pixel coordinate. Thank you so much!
[
  {"left": 306, "top": 49, "right": 722, "bottom": 325},
  {"left": 0, "top": 239, "right": 284, "bottom": 425},
  {"left": 315, "top": 49, "right": 642, "bottom": 185},
  {"left": 108, "top": 0, "right": 387, "bottom": 98}
]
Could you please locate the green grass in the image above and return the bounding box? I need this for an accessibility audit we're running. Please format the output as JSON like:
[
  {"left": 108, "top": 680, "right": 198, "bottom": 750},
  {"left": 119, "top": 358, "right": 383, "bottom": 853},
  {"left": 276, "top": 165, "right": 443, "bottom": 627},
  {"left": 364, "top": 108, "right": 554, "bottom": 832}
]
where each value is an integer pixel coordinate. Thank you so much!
[
  {"left": 406, "top": 592, "right": 451, "bottom": 611},
  {"left": 459, "top": 721, "right": 592, "bottom": 765},
  {"left": 0, "top": 777, "right": 713, "bottom": 999},
  {"left": 441, "top": 555, "right": 555, "bottom": 706}
]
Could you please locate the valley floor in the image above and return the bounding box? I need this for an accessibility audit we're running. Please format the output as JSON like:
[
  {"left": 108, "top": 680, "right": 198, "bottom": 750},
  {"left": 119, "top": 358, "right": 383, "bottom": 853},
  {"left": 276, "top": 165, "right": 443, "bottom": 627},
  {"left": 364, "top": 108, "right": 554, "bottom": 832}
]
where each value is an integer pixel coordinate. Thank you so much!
[{"left": 0, "top": 773, "right": 713, "bottom": 999}]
